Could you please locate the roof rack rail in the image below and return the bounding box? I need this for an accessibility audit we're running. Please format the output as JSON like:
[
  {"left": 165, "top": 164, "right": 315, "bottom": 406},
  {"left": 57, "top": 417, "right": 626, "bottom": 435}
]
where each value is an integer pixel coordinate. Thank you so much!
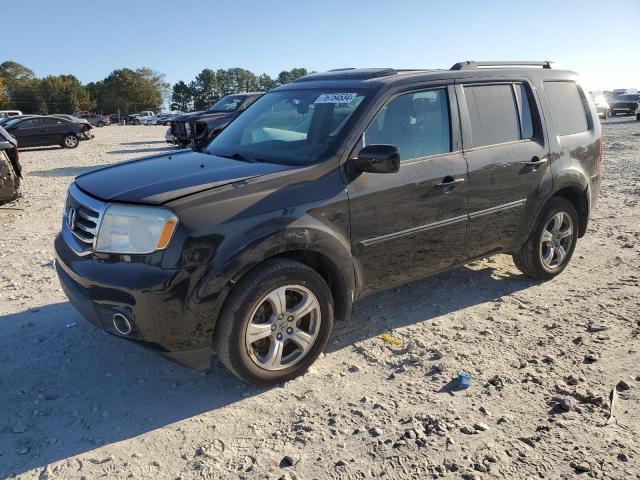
[{"left": 450, "top": 61, "right": 553, "bottom": 71}]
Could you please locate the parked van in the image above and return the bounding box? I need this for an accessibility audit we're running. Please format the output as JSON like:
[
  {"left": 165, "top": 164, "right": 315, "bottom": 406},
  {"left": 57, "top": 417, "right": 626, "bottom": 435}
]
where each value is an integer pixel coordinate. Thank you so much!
[{"left": 55, "top": 61, "right": 602, "bottom": 385}]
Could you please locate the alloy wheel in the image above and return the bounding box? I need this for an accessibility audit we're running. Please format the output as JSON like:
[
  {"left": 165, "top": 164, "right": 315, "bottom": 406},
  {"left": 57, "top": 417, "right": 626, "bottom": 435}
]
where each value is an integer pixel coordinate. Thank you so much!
[
  {"left": 245, "top": 285, "right": 321, "bottom": 371},
  {"left": 539, "top": 211, "right": 574, "bottom": 270},
  {"left": 64, "top": 136, "right": 78, "bottom": 148}
]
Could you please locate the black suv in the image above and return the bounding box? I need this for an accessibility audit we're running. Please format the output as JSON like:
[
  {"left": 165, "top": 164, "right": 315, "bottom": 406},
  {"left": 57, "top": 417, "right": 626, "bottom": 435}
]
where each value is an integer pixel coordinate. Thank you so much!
[
  {"left": 170, "top": 93, "right": 263, "bottom": 148},
  {"left": 55, "top": 61, "right": 602, "bottom": 385}
]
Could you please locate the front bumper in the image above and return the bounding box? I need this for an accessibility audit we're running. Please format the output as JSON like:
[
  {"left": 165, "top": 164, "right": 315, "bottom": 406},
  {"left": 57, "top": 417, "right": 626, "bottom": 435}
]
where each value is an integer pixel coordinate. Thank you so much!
[{"left": 54, "top": 234, "right": 213, "bottom": 369}]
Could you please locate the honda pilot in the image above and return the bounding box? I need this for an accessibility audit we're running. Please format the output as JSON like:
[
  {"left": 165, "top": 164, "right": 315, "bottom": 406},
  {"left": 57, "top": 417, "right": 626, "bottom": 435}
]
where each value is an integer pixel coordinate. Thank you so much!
[{"left": 54, "top": 61, "right": 602, "bottom": 385}]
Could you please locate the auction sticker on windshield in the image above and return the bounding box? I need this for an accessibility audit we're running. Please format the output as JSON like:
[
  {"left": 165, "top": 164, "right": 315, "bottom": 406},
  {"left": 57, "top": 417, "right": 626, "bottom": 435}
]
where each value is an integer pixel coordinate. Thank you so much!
[{"left": 315, "top": 93, "right": 358, "bottom": 104}]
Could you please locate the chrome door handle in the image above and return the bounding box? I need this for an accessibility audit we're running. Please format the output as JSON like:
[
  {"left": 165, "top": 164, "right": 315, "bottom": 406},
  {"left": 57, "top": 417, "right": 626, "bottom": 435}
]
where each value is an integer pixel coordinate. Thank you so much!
[
  {"left": 435, "top": 177, "right": 465, "bottom": 192},
  {"left": 523, "top": 156, "right": 548, "bottom": 167}
]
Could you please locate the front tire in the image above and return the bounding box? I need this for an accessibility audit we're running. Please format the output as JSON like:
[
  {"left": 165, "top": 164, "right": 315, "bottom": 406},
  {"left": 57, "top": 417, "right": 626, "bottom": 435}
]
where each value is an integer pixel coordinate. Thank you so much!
[
  {"left": 513, "top": 197, "right": 579, "bottom": 280},
  {"left": 97, "top": 121, "right": 105, "bottom": 127},
  {"left": 214, "top": 259, "right": 334, "bottom": 386},
  {"left": 62, "top": 134, "right": 79, "bottom": 149}
]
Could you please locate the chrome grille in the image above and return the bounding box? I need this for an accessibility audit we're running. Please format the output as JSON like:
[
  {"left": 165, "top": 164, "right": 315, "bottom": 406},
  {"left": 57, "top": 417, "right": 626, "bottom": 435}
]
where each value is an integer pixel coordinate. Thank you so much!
[{"left": 63, "top": 183, "right": 106, "bottom": 255}]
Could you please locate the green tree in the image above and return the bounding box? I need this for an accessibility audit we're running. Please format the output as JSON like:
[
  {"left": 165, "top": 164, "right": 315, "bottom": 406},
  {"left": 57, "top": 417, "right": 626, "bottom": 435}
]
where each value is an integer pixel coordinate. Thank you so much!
[
  {"left": 171, "top": 81, "right": 193, "bottom": 111},
  {"left": 190, "top": 69, "right": 219, "bottom": 110},
  {"left": 277, "top": 68, "right": 308, "bottom": 86},
  {"left": 256, "top": 73, "right": 277, "bottom": 92},
  {"left": 93, "top": 68, "right": 168, "bottom": 113}
]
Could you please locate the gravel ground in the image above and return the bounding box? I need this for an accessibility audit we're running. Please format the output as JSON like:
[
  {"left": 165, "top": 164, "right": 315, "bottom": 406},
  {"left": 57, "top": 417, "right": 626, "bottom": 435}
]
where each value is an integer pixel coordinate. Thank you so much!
[{"left": 0, "top": 120, "right": 638, "bottom": 479}]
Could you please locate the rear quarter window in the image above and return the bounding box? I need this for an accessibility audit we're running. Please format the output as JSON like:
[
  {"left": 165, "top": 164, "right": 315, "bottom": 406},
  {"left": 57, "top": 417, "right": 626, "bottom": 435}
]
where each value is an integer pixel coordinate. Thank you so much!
[{"left": 544, "top": 81, "right": 589, "bottom": 136}]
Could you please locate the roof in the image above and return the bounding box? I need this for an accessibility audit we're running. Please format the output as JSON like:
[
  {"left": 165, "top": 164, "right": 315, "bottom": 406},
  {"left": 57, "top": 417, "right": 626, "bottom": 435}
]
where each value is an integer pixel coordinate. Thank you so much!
[{"left": 276, "top": 61, "right": 575, "bottom": 91}]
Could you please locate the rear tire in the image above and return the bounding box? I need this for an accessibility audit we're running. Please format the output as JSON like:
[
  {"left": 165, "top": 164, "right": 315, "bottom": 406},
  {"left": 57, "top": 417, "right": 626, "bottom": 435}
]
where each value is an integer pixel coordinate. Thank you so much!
[
  {"left": 97, "top": 121, "right": 105, "bottom": 127},
  {"left": 62, "top": 134, "right": 79, "bottom": 149},
  {"left": 512, "top": 197, "right": 579, "bottom": 280},
  {"left": 636, "top": 114, "right": 640, "bottom": 121},
  {"left": 214, "top": 259, "right": 334, "bottom": 386}
]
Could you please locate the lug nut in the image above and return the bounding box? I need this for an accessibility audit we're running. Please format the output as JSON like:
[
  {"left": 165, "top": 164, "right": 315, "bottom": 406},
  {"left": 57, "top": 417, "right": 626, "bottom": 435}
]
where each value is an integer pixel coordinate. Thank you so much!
[
  {"left": 271, "top": 324, "right": 276, "bottom": 331},
  {"left": 278, "top": 314, "right": 284, "bottom": 319},
  {"left": 277, "top": 333, "right": 283, "bottom": 340},
  {"left": 286, "top": 327, "right": 293, "bottom": 334},
  {"left": 288, "top": 316, "right": 294, "bottom": 321}
]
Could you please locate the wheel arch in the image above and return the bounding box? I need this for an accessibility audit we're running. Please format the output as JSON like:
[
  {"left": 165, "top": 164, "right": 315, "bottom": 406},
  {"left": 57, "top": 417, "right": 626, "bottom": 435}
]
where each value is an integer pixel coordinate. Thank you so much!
[{"left": 551, "top": 184, "right": 590, "bottom": 238}]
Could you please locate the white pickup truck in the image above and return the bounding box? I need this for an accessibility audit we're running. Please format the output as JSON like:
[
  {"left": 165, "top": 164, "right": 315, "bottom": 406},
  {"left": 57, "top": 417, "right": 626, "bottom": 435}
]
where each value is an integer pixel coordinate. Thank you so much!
[{"left": 129, "top": 111, "right": 155, "bottom": 125}]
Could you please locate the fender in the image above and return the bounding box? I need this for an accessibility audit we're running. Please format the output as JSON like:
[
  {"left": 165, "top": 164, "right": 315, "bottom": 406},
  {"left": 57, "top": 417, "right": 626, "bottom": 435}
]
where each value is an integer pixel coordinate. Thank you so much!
[{"left": 190, "top": 219, "right": 355, "bottom": 344}]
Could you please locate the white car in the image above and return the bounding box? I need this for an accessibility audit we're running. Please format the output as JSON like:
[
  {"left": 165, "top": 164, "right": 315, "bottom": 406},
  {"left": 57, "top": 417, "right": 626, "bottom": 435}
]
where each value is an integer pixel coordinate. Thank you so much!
[{"left": 130, "top": 111, "right": 155, "bottom": 125}]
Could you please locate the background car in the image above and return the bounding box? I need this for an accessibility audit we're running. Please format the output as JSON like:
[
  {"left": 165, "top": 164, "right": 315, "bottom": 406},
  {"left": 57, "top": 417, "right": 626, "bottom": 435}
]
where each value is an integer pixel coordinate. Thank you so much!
[
  {"left": 636, "top": 103, "right": 640, "bottom": 121},
  {"left": 609, "top": 93, "right": 640, "bottom": 116},
  {"left": 0, "top": 125, "right": 21, "bottom": 203},
  {"left": 128, "top": 111, "right": 155, "bottom": 125},
  {"left": 170, "top": 93, "right": 262, "bottom": 148},
  {"left": 0, "top": 110, "right": 23, "bottom": 118},
  {"left": 78, "top": 114, "right": 110, "bottom": 127},
  {"left": 3, "top": 115, "right": 93, "bottom": 149}
]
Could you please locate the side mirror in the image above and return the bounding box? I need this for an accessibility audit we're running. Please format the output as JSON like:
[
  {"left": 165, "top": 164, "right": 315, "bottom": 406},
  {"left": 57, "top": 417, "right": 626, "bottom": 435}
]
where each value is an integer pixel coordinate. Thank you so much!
[{"left": 351, "top": 144, "right": 400, "bottom": 173}]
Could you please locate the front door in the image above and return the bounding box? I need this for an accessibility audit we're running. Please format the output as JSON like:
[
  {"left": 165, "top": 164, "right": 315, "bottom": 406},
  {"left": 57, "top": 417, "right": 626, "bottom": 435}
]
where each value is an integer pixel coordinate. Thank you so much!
[
  {"left": 456, "top": 81, "right": 550, "bottom": 258},
  {"left": 13, "top": 118, "right": 46, "bottom": 147},
  {"left": 347, "top": 86, "right": 468, "bottom": 295}
]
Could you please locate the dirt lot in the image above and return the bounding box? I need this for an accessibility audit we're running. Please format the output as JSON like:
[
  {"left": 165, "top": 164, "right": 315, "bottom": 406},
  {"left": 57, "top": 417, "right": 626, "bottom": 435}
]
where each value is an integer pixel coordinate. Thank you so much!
[{"left": 0, "top": 120, "right": 638, "bottom": 479}]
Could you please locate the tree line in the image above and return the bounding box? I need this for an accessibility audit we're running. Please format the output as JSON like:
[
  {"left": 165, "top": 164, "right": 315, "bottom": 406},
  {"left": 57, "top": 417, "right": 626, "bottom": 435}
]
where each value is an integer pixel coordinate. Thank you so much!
[{"left": 0, "top": 60, "right": 309, "bottom": 115}]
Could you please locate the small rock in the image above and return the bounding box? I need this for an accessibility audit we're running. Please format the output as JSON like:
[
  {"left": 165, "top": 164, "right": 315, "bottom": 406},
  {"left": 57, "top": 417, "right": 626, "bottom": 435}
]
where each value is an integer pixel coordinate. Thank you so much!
[
  {"left": 570, "top": 460, "right": 591, "bottom": 473},
  {"left": 617, "top": 453, "right": 629, "bottom": 462},
  {"left": 565, "top": 375, "right": 580, "bottom": 386},
  {"left": 479, "top": 406, "right": 491, "bottom": 416},
  {"left": 584, "top": 353, "right": 599, "bottom": 363},
  {"left": 404, "top": 429, "right": 416, "bottom": 439},
  {"left": 335, "top": 459, "right": 347, "bottom": 467},
  {"left": 280, "top": 455, "right": 296, "bottom": 468},
  {"left": 474, "top": 422, "right": 490, "bottom": 432},
  {"left": 370, "top": 427, "right": 383, "bottom": 437},
  {"left": 616, "top": 380, "right": 631, "bottom": 391},
  {"left": 559, "top": 398, "right": 573, "bottom": 412},
  {"left": 460, "top": 426, "right": 475, "bottom": 435},
  {"left": 474, "top": 463, "right": 488, "bottom": 473}
]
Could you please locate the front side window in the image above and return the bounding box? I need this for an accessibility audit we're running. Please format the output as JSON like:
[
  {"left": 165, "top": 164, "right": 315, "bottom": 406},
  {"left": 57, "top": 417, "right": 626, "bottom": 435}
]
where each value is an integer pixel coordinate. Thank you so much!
[
  {"left": 544, "top": 81, "right": 589, "bottom": 136},
  {"left": 464, "top": 84, "right": 521, "bottom": 147},
  {"left": 364, "top": 88, "right": 451, "bottom": 161},
  {"left": 207, "top": 90, "right": 367, "bottom": 166},
  {"left": 15, "top": 118, "right": 43, "bottom": 129}
]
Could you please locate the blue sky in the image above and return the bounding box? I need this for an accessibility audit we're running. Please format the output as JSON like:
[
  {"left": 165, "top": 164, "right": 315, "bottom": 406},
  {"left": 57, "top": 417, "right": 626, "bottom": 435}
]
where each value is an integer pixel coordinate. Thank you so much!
[{"left": 2, "top": 0, "right": 638, "bottom": 90}]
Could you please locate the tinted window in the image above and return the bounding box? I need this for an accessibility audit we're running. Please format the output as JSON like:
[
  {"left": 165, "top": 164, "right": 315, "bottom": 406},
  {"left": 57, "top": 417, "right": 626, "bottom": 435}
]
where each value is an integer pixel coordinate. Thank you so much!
[
  {"left": 364, "top": 88, "right": 450, "bottom": 161},
  {"left": 464, "top": 84, "right": 520, "bottom": 147},
  {"left": 43, "top": 118, "right": 64, "bottom": 126},
  {"left": 16, "top": 118, "right": 43, "bottom": 129},
  {"left": 544, "top": 81, "right": 589, "bottom": 136},
  {"left": 513, "top": 83, "right": 535, "bottom": 139}
]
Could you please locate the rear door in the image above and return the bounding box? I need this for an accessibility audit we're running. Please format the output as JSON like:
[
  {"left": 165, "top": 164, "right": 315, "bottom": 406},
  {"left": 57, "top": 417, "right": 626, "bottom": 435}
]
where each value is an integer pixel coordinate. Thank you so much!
[
  {"left": 457, "top": 81, "right": 550, "bottom": 258},
  {"left": 347, "top": 85, "right": 468, "bottom": 294},
  {"left": 43, "top": 117, "right": 67, "bottom": 145}
]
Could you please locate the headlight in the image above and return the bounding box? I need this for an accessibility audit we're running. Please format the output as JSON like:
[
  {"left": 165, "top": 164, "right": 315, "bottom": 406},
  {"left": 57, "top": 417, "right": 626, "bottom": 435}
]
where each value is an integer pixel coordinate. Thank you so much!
[{"left": 95, "top": 204, "right": 178, "bottom": 254}]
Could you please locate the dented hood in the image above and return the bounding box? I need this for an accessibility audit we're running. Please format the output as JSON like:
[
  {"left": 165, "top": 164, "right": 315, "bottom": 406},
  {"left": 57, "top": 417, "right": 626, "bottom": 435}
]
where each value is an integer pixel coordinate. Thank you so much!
[{"left": 74, "top": 150, "right": 292, "bottom": 204}]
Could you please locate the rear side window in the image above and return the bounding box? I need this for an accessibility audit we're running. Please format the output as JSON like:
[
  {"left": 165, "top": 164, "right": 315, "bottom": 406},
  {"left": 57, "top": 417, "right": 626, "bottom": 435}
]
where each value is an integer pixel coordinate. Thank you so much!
[
  {"left": 544, "top": 81, "right": 589, "bottom": 136},
  {"left": 464, "top": 84, "right": 521, "bottom": 147}
]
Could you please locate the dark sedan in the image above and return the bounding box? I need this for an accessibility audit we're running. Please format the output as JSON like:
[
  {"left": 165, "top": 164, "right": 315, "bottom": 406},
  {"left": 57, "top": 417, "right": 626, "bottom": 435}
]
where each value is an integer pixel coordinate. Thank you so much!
[
  {"left": 3, "top": 115, "right": 93, "bottom": 149},
  {"left": 609, "top": 93, "right": 640, "bottom": 116}
]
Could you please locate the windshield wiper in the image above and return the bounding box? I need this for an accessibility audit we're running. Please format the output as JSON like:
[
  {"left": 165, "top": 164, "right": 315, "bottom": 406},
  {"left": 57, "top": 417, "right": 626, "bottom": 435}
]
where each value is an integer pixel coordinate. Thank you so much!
[{"left": 216, "top": 152, "right": 263, "bottom": 163}]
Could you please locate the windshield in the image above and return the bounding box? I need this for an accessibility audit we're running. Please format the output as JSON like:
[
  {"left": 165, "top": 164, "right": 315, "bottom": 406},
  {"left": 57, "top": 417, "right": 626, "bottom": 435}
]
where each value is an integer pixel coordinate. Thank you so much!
[
  {"left": 206, "top": 90, "right": 367, "bottom": 166},
  {"left": 209, "top": 95, "right": 246, "bottom": 112}
]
